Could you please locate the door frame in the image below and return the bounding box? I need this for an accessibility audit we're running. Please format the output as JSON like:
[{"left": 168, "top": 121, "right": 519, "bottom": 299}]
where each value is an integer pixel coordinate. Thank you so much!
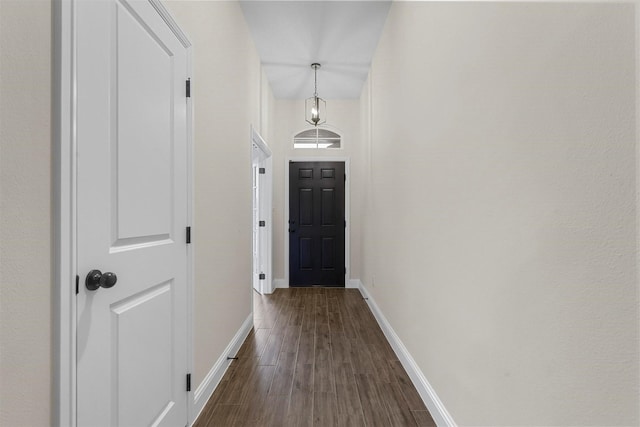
[
  {"left": 284, "top": 157, "right": 351, "bottom": 287},
  {"left": 251, "top": 127, "right": 273, "bottom": 294},
  {"left": 53, "top": 1, "right": 194, "bottom": 425}
]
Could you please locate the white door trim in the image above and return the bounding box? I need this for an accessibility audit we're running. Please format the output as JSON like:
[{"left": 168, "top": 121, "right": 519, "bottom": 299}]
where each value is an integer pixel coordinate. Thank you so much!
[
  {"left": 53, "top": 1, "right": 76, "bottom": 424},
  {"left": 251, "top": 127, "right": 273, "bottom": 294},
  {"left": 53, "top": 2, "right": 193, "bottom": 425},
  {"left": 284, "top": 156, "right": 351, "bottom": 287}
]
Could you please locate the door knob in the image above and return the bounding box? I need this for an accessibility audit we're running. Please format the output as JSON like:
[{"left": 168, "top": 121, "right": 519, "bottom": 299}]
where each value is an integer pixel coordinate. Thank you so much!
[{"left": 85, "top": 270, "right": 118, "bottom": 291}]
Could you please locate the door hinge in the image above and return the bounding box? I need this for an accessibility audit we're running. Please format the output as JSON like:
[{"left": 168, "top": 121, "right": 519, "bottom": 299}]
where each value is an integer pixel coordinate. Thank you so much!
[
  {"left": 259, "top": 273, "right": 265, "bottom": 280},
  {"left": 76, "top": 275, "right": 79, "bottom": 295},
  {"left": 259, "top": 220, "right": 266, "bottom": 227},
  {"left": 186, "top": 373, "right": 191, "bottom": 392},
  {"left": 344, "top": 267, "right": 347, "bottom": 275},
  {"left": 186, "top": 78, "right": 191, "bottom": 98},
  {"left": 344, "top": 220, "right": 347, "bottom": 228},
  {"left": 259, "top": 167, "right": 266, "bottom": 174},
  {"left": 186, "top": 226, "right": 191, "bottom": 244},
  {"left": 344, "top": 173, "right": 346, "bottom": 182}
]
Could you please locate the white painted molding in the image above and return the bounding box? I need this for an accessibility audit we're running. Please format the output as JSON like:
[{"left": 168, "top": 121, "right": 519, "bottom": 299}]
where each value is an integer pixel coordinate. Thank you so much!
[
  {"left": 273, "top": 278, "right": 358, "bottom": 290},
  {"left": 251, "top": 125, "right": 272, "bottom": 157},
  {"left": 185, "top": 44, "right": 195, "bottom": 426},
  {"left": 250, "top": 127, "right": 273, "bottom": 296},
  {"left": 148, "top": 0, "right": 191, "bottom": 48},
  {"left": 273, "top": 278, "right": 287, "bottom": 289},
  {"left": 260, "top": 278, "right": 275, "bottom": 295},
  {"left": 347, "top": 279, "right": 362, "bottom": 289},
  {"left": 262, "top": 283, "right": 275, "bottom": 295},
  {"left": 53, "top": 0, "right": 77, "bottom": 425},
  {"left": 358, "top": 284, "right": 457, "bottom": 427},
  {"left": 191, "top": 314, "right": 253, "bottom": 425}
]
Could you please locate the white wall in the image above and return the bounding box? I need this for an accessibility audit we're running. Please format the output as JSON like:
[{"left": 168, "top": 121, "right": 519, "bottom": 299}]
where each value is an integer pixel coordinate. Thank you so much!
[
  {"left": 361, "top": 2, "right": 638, "bottom": 425},
  {"left": 163, "top": 0, "right": 266, "bottom": 391},
  {"left": 270, "top": 99, "right": 363, "bottom": 284},
  {"left": 0, "top": 1, "right": 52, "bottom": 425},
  {"left": 260, "top": 68, "right": 276, "bottom": 145}
]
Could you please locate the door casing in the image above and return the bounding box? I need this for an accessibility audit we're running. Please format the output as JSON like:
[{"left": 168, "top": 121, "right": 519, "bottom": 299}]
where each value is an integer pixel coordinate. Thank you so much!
[
  {"left": 284, "top": 157, "right": 350, "bottom": 287},
  {"left": 251, "top": 127, "right": 273, "bottom": 294},
  {"left": 53, "top": 1, "right": 194, "bottom": 425}
]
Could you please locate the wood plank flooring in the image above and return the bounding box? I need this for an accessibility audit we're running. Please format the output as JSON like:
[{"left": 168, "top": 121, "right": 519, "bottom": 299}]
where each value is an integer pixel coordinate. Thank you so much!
[{"left": 195, "top": 288, "right": 436, "bottom": 427}]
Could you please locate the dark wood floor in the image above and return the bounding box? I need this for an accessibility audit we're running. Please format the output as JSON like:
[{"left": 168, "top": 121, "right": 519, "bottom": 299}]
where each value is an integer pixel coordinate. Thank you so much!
[{"left": 195, "top": 288, "right": 436, "bottom": 426}]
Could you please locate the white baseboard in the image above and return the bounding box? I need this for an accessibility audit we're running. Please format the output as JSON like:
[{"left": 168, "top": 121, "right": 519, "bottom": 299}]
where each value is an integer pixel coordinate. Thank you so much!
[
  {"left": 273, "top": 278, "right": 359, "bottom": 289},
  {"left": 273, "top": 278, "right": 287, "bottom": 289},
  {"left": 347, "top": 279, "right": 361, "bottom": 289},
  {"left": 262, "top": 280, "right": 275, "bottom": 294},
  {"left": 358, "top": 284, "right": 457, "bottom": 427},
  {"left": 273, "top": 279, "right": 359, "bottom": 289},
  {"left": 191, "top": 313, "right": 253, "bottom": 425}
]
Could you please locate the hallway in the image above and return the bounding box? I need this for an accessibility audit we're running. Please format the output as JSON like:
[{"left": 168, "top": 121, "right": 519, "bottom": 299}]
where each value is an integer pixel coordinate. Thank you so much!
[{"left": 195, "top": 288, "right": 436, "bottom": 426}]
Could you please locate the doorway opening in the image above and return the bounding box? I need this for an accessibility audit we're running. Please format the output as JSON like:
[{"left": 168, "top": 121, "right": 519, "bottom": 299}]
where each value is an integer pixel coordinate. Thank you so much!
[
  {"left": 251, "top": 127, "right": 273, "bottom": 294},
  {"left": 286, "top": 159, "right": 349, "bottom": 287}
]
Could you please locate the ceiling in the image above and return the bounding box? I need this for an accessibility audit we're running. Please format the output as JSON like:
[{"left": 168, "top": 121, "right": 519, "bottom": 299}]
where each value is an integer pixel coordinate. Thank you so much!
[{"left": 240, "top": 1, "right": 392, "bottom": 99}]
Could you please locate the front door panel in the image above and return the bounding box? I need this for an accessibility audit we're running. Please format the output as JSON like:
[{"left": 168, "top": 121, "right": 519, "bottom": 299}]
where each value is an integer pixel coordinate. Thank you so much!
[{"left": 289, "top": 162, "right": 345, "bottom": 286}]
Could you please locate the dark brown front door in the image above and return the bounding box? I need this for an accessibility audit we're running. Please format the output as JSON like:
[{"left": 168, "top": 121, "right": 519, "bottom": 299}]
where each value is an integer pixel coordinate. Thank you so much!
[{"left": 289, "top": 161, "right": 345, "bottom": 287}]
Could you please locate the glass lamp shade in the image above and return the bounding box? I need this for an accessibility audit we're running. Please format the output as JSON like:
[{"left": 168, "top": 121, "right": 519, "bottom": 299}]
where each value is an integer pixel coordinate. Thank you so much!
[{"left": 305, "top": 95, "right": 326, "bottom": 126}]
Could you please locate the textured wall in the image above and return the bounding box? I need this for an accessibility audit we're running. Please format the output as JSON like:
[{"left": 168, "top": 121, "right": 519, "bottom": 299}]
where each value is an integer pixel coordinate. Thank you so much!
[
  {"left": 361, "top": 2, "right": 638, "bottom": 425},
  {"left": 0, "top": 1, "right": 52, "bottom": 425},
  {"left": 163, "top": 0, "right": 263, "bottom": 390}
]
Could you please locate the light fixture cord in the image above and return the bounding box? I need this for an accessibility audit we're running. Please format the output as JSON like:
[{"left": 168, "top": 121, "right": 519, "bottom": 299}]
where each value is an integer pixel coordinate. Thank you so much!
[{"left": 314, "top": 66, "right": 318, "bottom": 97}]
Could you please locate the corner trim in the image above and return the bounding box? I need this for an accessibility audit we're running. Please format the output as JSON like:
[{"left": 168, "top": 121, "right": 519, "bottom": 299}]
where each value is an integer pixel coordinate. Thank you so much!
[
  {"left": 358, "top": 284, "right": 457, "bottom": 427},
  {"left": 191, "top": 314, "right": 253, "bottom": 425},
  {"left": 262, "top": 279, "right": 275, "bottom": 294},
  {"left": 53, "top": 0, "right": 77, "bottom": 424},
  {"left": 148, "top": 0, "right": 192, "bottom": 47},
  {"left": 347, "top": 279, "right": 361, "bottom": 289},
  {"left": 273, "top": 278, "right": 287, "bottom": 289}
]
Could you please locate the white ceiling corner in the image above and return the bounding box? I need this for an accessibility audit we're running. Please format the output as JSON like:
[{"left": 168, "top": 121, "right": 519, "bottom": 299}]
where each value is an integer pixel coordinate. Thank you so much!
[{"left": 240, "top": 0, "right": 392, "bottom": 99}]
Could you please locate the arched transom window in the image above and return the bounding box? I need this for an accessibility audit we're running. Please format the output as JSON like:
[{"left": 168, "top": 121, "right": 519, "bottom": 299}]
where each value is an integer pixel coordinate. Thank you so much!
[{"left": 293, "top": 128, "right": 341, "bottom": 149}]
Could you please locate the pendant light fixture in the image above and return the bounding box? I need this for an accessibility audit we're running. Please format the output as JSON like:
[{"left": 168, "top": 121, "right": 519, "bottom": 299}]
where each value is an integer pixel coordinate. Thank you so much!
[{"left": 305, "top": 63, "right": 326, "bottom": 126}]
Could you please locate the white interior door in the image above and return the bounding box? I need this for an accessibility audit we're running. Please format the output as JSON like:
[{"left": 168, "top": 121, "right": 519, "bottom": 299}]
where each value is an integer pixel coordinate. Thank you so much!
[
  {"left": 252, "top": 164, "right": 261, "bottom": 293},
  {"left": 258, "top": 157, "right": 273, "bottom": 292},
  {"left": 76, "top": 0, "right": 190, "bottom": 426},
  {"left": 250, "top": 129, "right": 272, "bottom": 294}
]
